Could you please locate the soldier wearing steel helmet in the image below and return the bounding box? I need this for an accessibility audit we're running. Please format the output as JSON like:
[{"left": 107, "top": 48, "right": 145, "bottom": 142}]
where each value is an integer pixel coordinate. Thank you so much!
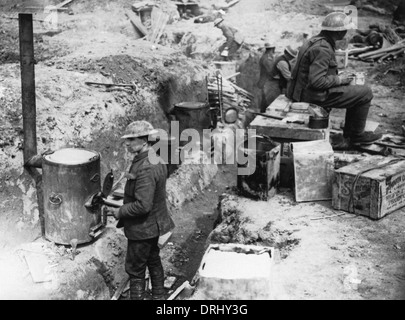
[
  {"left": 287, "top": 11, "right": 382, "bottom": 148},
  {"left": 261, "top": 45, "right": 298, "bottom": 112},
  {"left": 257, "top": 42, "right": 276, "bottom": 112},
  {"left": 214, "top": 17, "right": 245, "bottom": 60},
  {"left": 113, "top": 120, "right": 175, "bottom": 300}
]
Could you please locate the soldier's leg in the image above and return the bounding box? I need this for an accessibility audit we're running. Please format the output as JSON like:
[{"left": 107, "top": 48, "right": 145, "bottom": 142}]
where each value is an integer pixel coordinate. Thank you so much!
[
  {"left": 262, "top": 80, "right": 281, "bottom": 112},
  {"left": 321, "top": 85, "right": 380, "bottom": 144},
  {"left": 147, "top": 237, "right": 165, "bottom": 300},
  {"left": 125, "top": 239, "right": 150, "bottom": 300}
]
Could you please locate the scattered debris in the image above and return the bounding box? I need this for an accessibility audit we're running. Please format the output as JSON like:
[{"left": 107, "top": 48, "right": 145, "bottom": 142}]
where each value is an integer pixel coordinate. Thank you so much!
[
  {"left": 111, "top": 276, "right": 130, "bottom": 300},
  {"left": 167, "top": 280, "right": 192, "bottom": 300},
  {"left": 349, "top": 24, "right": 405, "bottom": 63},
  {"left": 126, "top": 10, "right": 149, "bottom": 38},
  {"left": 164, "top": 276, "right": 177, "bottom": 289},
  {"left": 310, "top": 213, "right": 347, "bottom": 221},
  {"left": 22, "top": 251, "right": 53, "bottom": 283},
  {"left": 69, "top": 238, "right": 78, "bottom": 261}
]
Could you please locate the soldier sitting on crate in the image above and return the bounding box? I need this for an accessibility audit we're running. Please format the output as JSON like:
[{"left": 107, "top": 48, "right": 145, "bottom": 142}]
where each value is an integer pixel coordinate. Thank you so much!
[
  {"left": 214, "top": 18, "right": 245, "bottom": 61},
  {"left": 286, "top": 12, "right": 382, "bottom": 149}
]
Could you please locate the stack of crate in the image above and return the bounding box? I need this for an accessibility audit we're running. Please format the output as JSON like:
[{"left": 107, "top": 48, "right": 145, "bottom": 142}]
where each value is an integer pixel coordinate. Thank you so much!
[{"left": 248, "top": 95, "right": 332, "bottom": 201}]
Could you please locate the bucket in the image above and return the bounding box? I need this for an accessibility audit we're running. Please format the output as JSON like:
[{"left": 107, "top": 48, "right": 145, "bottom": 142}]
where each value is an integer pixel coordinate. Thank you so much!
[
  {"left": 42, "top": 148, "right": 101, "bottom": 245},
  {"left": 237, "top": 136, "right": 281, "bottom": 201}
]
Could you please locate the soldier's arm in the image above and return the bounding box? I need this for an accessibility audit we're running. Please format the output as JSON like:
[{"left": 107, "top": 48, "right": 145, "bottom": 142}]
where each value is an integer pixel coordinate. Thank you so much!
[
  {"left": 221, "top": 25, "right": 235, "bottom": 47},
  {"left": 277, "top": 60, "right": 292, "bottom": 79},
  {"left": 307, "top": 45, "right": 341, "bottom": 90}
]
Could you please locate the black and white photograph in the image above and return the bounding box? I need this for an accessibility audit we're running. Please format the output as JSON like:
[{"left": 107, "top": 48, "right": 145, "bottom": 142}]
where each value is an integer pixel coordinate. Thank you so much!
[{"left": 0, "top": 0, "right": 404, "bottom": 303}]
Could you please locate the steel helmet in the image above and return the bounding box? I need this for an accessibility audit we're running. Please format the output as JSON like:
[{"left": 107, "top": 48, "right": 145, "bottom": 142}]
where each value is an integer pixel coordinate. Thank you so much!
[
  {"left": 321, "top": 12, "right": 354, "bottom": 31},
  {"left": 263, "top": 42, "right": 275, "bottom": 49},
  {"left": 285, "top": 45, "right": 298, "bottom": 58},
  {"left": 121, "top": 120, "right": 158, "bottom": 139}
]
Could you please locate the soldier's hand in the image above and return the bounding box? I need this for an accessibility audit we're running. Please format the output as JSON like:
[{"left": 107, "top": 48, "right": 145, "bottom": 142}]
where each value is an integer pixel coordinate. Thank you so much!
[
  {"left": 106, "top": 207, "right": 121, "bottom": 220},
  {"left": 339, "top": 74, "right": 355, "bottom": 86}
]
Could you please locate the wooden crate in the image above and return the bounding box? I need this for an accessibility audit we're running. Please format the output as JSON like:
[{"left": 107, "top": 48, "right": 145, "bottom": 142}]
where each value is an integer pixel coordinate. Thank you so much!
[
  {"left": 292, "top": 140, "right": 335, "bottom": 202},
  {"left": 195, "top": 244, "right": 274, "bottom": 300},
  {"left": 333, "top": 157, "right": 405, "bottom": 220}
]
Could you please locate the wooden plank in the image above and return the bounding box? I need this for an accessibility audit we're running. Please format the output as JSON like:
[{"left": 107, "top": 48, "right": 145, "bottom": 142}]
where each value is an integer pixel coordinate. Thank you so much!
[
  {"left": 249, "top": 116, "right": 328, "bottom": 141},
  {"left": 265, "top": 94, "right": 292, "bottom": 113},
  {"left": 149, "top": 8, "right": 162, "bottom": 42},
  {"left": 23, "top": 252, "right": 53, "bottom": 283},
  {"left": 226, "top": 0, "right": 241, "bottom": 9},
  {"left": 167, "top": 281, "right": 190, "bottom": 300},
  {"left": 359, "top": 41, "right": 405, "bottom": 59},
  {"left": 56, "top": 0, "right": 75, "bottom": 9},
  {"left": 126, "top": 11, "right": 148, "bottom": 37},
  {"left": 154, "top": 15, "right": 169, "bottom": 44},
  {"left": 111, "top": 276, "right": 130, "bottom": 300}
]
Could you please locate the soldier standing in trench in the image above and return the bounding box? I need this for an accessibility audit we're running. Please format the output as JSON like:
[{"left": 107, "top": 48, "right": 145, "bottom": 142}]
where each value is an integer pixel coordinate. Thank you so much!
[
  {"left": 257, "top": 42, "right": 276, "bottom": 112},
  {"left": 286, "top": 11, "right": 382, "bottom": 148},
  {"left": 266, "top": 45, "right": 298, "bottom": 110},
  {"left": 214, "top": 17, "right": 245, "bottom": 60},
  {"left": 113, "top": 120, "right": 175, "bottom": 300}
]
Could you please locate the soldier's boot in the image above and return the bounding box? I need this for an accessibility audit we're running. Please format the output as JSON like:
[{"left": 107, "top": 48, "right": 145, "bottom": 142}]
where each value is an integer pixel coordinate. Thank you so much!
[
  {"left": 149, "top": 266, "right": 166, "bottom": 300},
  {"left": 129, "top": 278, "right": 146, "bottom": 300}
]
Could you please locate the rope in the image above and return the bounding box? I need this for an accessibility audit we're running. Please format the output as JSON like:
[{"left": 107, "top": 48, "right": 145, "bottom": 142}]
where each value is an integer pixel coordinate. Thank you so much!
[{"left": 348, "top": 158, "right": 405, "bottom": 215}]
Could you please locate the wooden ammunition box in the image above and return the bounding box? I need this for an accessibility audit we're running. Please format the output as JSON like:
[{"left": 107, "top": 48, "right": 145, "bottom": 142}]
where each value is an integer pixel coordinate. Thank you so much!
[{"left": 333, "top": 157, "right": 405, "bottom": 220}]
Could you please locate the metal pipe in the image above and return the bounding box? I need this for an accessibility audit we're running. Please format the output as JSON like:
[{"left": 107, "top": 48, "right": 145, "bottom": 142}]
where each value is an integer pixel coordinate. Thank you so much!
[
  {"left": 19, "top": 13, "right": 37, "bottom": 166},
  {"left": 19, "top": 13, "right": 45, "bottom": 237}
]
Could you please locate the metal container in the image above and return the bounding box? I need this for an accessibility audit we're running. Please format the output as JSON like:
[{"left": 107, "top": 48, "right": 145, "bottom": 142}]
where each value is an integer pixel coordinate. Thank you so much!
[
  {"left": 237, "top": 136, "right": 281, "bottom": 201},
  {"left": 292, "top": 140, "right": 334, "bottom": 202},
  {"left": 173, "top": 102, "right": 212, "bottom": 147},
  {"left": 42, "top": 148, "right": 102, "bottom": 245},
  {"left": 309, "top": 115, "right": 329, "bottom": 129}
]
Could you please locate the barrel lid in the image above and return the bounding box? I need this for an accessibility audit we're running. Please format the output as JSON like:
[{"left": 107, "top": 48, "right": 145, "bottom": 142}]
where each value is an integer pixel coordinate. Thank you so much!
[
  {"left": 174, "top": 102, "right": 208, "bottom": 110},
  {"left": 44, "top": 148, "right": 99, "bottom": 165}
]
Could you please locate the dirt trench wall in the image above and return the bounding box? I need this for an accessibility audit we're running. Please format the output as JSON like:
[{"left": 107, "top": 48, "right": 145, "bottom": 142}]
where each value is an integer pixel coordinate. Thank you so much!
[{"left": 0, "top": 52, "right": 213, "bottom": 250}]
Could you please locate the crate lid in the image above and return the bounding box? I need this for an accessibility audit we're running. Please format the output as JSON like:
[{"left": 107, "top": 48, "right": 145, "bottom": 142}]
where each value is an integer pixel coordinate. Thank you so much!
[
  {"left": 335, "top": 156, "right": 405, "bottom": 180},
  {"left": 291, "top": 140, "right": 333, "bottom": 155}
]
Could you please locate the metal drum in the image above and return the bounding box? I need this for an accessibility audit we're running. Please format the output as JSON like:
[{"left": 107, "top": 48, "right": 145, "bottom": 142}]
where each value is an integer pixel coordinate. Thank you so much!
[
  {"left": 42, "top": 148, "right": 101, "bottom": 245},
  {"left": 173, "top": 102, "right": 212, "bottom": 134},
  {"left": 237, "top": 136, "right": 281, "bottom": 201}
]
